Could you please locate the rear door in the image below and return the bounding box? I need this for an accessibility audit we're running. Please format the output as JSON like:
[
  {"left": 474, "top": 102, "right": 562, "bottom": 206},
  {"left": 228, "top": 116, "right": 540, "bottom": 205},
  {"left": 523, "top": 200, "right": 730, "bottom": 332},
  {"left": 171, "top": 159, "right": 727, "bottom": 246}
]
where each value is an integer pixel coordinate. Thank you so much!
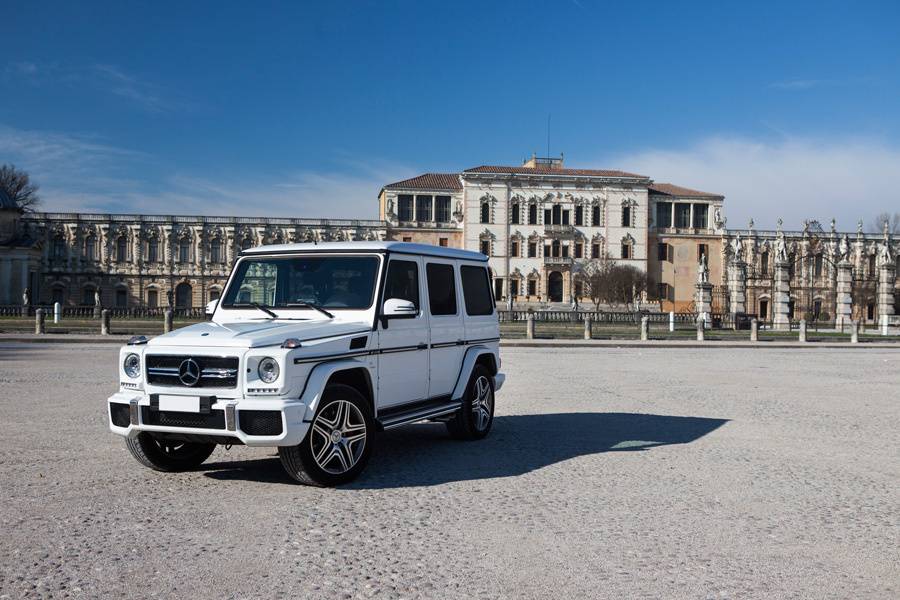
[
  {"left": 424, "top": 259, "right": 464, "bottom": 398},
  {"left": 376, "top": 256, "right": 429, "bottom": 408}
]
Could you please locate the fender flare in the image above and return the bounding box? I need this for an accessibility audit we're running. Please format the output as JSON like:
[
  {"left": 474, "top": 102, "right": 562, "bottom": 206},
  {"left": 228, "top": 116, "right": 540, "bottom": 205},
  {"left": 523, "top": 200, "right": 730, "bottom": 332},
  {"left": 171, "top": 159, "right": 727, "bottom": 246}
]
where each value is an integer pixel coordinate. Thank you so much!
[
  {"left": 451, "top": 345, "right": 496, "bottom": 402},
  {"left": 298, "top": 358, "right": 372, "bottom": 422}
]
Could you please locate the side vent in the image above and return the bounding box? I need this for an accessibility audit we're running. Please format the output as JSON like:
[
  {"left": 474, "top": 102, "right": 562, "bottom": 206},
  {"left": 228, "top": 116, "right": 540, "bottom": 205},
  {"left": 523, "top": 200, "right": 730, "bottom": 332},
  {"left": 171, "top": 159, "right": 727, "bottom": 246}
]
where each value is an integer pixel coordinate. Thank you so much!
[{"left": 349, "top": 336, "right": 368, "bottom": 350}]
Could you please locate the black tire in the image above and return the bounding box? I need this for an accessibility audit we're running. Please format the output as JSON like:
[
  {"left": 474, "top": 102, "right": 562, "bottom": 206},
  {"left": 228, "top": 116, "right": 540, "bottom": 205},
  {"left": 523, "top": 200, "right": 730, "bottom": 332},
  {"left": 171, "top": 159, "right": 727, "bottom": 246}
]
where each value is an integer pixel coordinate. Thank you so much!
[
  {"left": 446, "top": 365, "right": 495, "bottom": 440},
  {"left": 278, "top": 384, "right": 374, "bottom": 487},
  {"left": 125, "top": 432, "right": 216, "bottom": 472}
]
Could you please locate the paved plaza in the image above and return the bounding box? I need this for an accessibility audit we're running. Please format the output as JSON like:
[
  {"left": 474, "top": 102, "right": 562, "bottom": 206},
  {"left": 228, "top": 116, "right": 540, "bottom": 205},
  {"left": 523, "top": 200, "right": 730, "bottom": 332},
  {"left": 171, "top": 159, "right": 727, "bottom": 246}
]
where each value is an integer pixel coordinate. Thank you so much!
[{"left": 0, "top": 343, "right": 898, "bottom": 599}]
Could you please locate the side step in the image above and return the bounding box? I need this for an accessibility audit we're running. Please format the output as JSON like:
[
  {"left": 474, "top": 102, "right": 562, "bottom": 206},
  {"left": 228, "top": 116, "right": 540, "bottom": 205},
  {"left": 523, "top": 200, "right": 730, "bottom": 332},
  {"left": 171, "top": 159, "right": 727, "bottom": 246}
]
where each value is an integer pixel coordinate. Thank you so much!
[{"left": 377, "top": 397, "right": 462, "bottom": 430}]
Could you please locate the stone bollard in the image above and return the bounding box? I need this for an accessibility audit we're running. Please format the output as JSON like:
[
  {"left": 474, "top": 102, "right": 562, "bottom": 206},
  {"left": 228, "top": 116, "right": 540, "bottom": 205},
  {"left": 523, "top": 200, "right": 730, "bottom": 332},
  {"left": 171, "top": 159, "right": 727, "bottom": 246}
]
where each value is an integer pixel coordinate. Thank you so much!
[
  {"left": 640, "top": 316, "right": 649, "bottom": 341},
  {"left": 583, "top": 314, "right": 592, "bottom": 340},
  {"left": 882, "top": 314, "right": 889, "bottom": 336},
  {"left": 53, "top": 301, "right": 61, "bottom": 324},
  {"left": 101, "top": 309, "right": 111, "bottom": 335},
  {"left": 525, "top": 312, "right": 535, "bottom": 340},
  {"left": 798, "top": 319, "right": 807, "bottom": 343},
  {"left": 850, "top": 320, "right": 859, "bottom": 344},
  {"left": 35, "top": 308, "right": 45, "bottom": 335},
  {"left": 750, "top": 318, "right": 759, "bottom": 342},
  {"left": 696, "top": 320, "right": 705, "bottom": 341},
  {"left": 669, "top": 311, "right": 675, "bottom": 332},
  {"left": 164, "top": 309, "right": 174, "bottom": 334}
]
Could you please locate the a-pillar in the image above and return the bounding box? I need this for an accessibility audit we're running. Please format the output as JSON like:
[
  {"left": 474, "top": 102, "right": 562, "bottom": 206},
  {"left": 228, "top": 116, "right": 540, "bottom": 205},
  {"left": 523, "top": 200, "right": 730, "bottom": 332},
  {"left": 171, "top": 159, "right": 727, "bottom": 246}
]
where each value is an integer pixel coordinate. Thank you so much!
[
  {"left": 728, "top": 260, "right": 747, "bottom": 321},
  {"left": 772, "top": 260, "right": 791, "bottom": 331},
  {"left": 835, "top": 261, "right": 853, "bottom": 328},
  {"left": 695, "top": 281, "right": 712, "bottom": 326},
  {"left": 878, "top": 262, "right": 896, "bottom": 320}
]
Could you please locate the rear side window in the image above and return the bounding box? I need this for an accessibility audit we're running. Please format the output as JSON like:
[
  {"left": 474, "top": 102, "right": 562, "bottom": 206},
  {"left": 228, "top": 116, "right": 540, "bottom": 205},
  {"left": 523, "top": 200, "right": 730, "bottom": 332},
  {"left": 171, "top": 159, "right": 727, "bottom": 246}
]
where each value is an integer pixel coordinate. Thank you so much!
[
  {"left": 460, "top": 265, "right": 493, "bottom": 316},
  {"left": 426, "top": 263, "right": 457, "bottom": 316},
  {"left": 383, "top": 260, "right": 419, "bottom": 309}
]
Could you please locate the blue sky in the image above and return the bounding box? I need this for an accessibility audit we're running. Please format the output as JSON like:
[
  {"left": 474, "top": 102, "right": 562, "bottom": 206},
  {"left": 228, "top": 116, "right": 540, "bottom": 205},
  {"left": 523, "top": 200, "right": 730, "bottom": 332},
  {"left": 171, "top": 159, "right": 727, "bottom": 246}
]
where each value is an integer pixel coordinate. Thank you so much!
[{"left": 2, "top": 0, "right": 899, "bottom": 228}]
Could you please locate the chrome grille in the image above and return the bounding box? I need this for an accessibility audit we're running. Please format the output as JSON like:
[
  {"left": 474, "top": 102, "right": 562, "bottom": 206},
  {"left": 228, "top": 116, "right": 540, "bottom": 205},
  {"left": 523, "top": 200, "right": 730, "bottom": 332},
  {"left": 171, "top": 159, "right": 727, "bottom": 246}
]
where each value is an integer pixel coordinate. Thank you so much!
[{"left": 146, "top": 355, "right": 239, "bottom": 388}]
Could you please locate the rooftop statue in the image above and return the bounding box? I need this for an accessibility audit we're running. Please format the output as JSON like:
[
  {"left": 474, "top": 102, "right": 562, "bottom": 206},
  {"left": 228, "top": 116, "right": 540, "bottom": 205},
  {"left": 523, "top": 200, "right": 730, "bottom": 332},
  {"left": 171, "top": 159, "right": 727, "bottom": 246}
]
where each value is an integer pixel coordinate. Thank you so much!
[{"left": 697, "top": 253, "right": 709, "bottom": 284}]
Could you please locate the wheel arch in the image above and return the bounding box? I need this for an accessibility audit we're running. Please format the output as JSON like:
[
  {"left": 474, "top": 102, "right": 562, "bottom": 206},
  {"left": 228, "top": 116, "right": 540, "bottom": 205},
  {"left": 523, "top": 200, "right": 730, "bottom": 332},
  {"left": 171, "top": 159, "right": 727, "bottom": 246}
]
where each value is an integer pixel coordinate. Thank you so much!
[
  {"left": 299, "top": 359, "right": 374, "bottom": 421},
  {"left": 325, "top": 367, "right": 375, "bottom": 414},
  {"left": 451, "top": 346, "right": 499, "bottom": 402}
]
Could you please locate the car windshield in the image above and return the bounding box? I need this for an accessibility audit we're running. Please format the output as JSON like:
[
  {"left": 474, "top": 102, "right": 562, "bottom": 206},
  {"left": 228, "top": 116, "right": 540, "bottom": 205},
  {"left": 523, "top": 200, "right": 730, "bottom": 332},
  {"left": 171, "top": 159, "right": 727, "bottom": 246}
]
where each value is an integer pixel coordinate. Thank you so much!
[{"left": 221, "top": 255, "right": 380, "bottom": 310}]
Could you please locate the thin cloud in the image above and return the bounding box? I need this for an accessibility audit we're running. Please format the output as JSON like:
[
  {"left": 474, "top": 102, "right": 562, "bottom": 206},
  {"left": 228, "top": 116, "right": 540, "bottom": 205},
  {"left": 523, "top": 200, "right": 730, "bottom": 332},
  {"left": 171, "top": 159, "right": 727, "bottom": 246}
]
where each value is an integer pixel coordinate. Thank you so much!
[
  {"left": 0, "top": 123, "right": 412, "bottom": 219},
  {"left": 90, "top": 64, "right": 174, "bottom": 113},
  {"left": 605, "top": 135, "right": 900, "bottom": 231}
]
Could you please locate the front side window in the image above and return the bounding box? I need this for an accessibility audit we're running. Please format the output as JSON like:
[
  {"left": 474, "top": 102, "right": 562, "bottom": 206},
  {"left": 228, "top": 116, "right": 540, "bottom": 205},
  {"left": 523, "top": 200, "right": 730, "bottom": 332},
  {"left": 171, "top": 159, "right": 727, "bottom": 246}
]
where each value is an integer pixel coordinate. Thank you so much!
[
  {"left": 383, "top": 259, "right": 419, "bottom": 310},
  {"left": 222, "top": 255, "right": 380, "bottom": 310},
  {"left": 426, "top": 263, "right": 456, "bottom": 316},
  {"left": 461, "top": 265, "right": 493, "bottom": 316}
]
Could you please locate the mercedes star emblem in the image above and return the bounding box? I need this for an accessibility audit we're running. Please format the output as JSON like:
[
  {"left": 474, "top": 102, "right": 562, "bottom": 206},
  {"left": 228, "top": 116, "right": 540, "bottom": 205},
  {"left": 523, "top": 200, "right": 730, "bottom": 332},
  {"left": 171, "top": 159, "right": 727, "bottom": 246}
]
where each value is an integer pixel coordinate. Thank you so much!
[{"left": 178, "top": 358, "right": 201, "bottom": 386}]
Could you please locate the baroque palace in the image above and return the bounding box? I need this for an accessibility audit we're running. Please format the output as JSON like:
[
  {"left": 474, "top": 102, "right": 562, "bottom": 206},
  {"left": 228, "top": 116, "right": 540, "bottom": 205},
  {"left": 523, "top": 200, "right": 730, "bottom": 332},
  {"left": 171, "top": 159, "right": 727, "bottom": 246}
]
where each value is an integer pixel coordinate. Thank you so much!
[{"left": 1, "top": 155, "right": 898, "bottom": 324}]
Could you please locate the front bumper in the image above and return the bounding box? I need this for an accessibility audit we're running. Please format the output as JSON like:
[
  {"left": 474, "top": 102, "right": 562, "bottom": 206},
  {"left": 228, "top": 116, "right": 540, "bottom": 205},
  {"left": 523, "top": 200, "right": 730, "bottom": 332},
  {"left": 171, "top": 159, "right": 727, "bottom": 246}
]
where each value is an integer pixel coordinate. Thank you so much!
[
  {"left": 107, "top": 391, "right": 310, "bottom": 447},
  {"left": 494, "top": 372, "right": 506, "bottom": 392}
]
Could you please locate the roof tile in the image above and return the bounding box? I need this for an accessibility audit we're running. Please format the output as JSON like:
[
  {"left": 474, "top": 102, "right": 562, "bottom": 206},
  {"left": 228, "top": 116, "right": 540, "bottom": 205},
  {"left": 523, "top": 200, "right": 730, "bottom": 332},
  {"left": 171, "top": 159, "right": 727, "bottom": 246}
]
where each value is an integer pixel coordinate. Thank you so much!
[{"left": 383, "top": 173, "right": 461, "bottom": 191}]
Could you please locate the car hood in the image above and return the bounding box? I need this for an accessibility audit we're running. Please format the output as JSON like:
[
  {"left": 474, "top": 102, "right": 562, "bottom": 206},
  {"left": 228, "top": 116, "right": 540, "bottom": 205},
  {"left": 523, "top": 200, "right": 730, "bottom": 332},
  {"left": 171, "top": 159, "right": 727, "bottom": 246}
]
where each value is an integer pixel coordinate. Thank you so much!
[{"left": 148, "top": 319, "right": 371, "bottom": 348}]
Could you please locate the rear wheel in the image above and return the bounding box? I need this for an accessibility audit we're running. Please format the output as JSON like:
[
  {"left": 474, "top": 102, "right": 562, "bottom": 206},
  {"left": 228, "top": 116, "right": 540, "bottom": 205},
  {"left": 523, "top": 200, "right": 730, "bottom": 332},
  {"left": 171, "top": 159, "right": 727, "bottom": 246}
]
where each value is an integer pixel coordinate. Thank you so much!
[
  {"left": 125, "top": 432, "right": 216, "bottom": 472},
  {"left": 446, "top": 365, "right": 495, "bottom": 440},
  {"left": 279, "top": 384, "right": 374, "bottom": 486}
]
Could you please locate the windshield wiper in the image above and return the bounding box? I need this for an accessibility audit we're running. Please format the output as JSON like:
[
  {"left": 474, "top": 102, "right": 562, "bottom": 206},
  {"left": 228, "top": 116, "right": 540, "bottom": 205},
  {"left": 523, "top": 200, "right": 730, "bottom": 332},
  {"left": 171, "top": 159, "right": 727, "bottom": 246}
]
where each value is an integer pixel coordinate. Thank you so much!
[
  {"left": 283, "top": 302, "right": 334, "bottom": 319},
  {"left": 232, "top": 302, "right": 279, "bottom": 319}
]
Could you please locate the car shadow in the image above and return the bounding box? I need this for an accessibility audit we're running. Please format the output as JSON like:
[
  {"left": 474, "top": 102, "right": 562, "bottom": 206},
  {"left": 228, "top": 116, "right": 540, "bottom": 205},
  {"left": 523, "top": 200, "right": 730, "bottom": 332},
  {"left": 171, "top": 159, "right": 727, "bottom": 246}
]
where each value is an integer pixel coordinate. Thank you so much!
[{"left": 201, "top": 412, "right": 728, "bottom": 488}]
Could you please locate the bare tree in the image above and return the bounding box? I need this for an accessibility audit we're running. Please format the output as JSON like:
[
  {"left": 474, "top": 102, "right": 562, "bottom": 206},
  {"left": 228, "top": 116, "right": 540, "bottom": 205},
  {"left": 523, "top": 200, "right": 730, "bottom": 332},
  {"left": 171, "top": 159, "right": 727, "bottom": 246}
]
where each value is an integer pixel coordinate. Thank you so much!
[
  {"left": 579, "top": 256, "right": 648, "bottom": 310},
  {"left": 0, "top": 164, "right": 40, "bottom": 211},
  {"left": 868, "top": 212, "right": 900, "bottom": 234},
  {"left": 579, "top": 254, "right": 615, "bottom": 310}
]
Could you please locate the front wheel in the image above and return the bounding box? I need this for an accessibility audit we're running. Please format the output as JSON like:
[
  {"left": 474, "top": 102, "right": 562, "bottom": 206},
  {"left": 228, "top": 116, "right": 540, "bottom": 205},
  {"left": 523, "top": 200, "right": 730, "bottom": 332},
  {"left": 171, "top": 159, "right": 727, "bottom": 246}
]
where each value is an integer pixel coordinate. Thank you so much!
[
  {"left": 279, "top": 384, "right": 374, "bottom": 486},
  {"left": 125, "top": 433, "right": 216, "bottom": 472},
  {"left": 446, "top": 365, "right": 495, "bottom": 440}
]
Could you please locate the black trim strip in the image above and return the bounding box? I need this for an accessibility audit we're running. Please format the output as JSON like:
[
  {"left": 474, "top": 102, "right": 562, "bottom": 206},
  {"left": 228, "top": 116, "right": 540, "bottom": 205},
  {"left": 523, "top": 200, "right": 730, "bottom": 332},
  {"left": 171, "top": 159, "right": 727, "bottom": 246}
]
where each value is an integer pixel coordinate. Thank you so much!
[{"left": 292, "top": 337, "right": 498, "bottom": 364}]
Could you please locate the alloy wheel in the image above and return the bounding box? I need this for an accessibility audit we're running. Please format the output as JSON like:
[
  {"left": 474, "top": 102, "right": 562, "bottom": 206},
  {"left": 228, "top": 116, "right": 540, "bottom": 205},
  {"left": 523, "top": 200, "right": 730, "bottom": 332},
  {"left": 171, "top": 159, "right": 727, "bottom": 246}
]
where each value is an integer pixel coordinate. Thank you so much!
[
  {"left": 309, "top": 399, "right": 367, "bottom": 474},
  {"left": 471, "top": 375, "right": 493, "bottom": 432}
]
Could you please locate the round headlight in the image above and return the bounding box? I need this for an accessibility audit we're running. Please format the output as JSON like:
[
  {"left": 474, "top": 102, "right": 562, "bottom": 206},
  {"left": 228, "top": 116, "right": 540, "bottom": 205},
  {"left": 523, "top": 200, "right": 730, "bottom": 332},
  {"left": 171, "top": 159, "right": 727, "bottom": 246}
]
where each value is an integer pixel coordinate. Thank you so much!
[
  {"left": 123, "top": 353, "right": 141, "bottom": 379},
  {"left": 258, "top": 357, "right": 279, "bottom": 383}
]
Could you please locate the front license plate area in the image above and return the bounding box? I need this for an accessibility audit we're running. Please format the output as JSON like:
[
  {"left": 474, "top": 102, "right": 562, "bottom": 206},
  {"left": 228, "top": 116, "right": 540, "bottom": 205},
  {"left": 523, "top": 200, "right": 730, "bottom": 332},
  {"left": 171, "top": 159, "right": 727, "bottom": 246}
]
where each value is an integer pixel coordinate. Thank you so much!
[{"left": 150, "top": 394, "right": 214, "bottom": 414}]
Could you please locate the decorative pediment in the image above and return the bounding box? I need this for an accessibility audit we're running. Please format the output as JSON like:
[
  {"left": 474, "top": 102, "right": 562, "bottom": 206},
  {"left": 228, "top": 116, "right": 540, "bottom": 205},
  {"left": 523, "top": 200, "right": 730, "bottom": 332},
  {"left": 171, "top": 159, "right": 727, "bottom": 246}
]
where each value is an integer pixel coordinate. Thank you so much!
[
  {"left": 621, "top": 233, "right": 636, "bottom": 244},
  {"left": 479, "top": 228, "right": 495, "bottom": 240}
]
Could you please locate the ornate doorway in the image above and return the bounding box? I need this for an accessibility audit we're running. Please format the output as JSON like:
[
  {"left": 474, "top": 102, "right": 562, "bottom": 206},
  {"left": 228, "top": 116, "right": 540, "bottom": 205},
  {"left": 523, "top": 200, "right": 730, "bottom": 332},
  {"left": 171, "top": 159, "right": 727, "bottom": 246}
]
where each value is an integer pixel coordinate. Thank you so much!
[{"left": 548, "top": 271, "right": 563, "bottom": 302}]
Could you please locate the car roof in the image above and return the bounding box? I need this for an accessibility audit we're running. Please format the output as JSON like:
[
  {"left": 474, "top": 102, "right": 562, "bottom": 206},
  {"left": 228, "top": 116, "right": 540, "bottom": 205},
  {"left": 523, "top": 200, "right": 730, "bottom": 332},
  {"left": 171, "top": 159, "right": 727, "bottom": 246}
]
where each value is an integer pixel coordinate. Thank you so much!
[{"left": 240, "top": 241, "right": 488, "bottom": 262}]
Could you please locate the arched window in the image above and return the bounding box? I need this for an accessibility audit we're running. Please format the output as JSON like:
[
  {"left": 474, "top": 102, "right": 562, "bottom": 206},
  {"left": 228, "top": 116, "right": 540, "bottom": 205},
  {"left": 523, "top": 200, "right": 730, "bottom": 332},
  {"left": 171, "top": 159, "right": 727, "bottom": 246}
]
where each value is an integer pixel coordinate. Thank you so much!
[
  {"left": 621, "top": 204, "right": 632, "bottom": 227},
  {"left": 83, "top": 287, "right": 96, "bottom": 306},
  {"left": 210, "top": 239, "right": 222, "bottom": 263},
  {"left": 209, "top": 289, "right": 221, "bottom": 301},
  {"left": 551, "top": 239, "right": 561, "bottom": 257},
  {"left": 480, "top": 202, "right": 490, "bottom": 224},
  {"left": 51, "top": 286, "right": 65, "bottom": 305},
  {"left": 592, "top": 205, "right": 601, "bottom": 227},
  {"left": 813, "top": 253, "right": 824, "bottom": 277},
  {"left": 116, "top": 236, "right": 128, "bottom": 262},
  {"left": 175, "top": 282, "right": 192, "bottom": 308},
  {"left": 179, "top": 239, "right": 190, "bottom": 263},
  {"left": 760, "top": 251, "right": 769, "bottom": 275},
  {"left": 147, "top": 238, "right": 158, "bottom": 263}
]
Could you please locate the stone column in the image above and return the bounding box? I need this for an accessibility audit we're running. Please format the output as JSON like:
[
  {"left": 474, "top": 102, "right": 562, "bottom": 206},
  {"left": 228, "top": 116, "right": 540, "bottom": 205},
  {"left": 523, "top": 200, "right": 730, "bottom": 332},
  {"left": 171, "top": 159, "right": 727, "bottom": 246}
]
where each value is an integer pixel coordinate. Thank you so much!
[
  {"left": 834, "top": 261, "right": 853, "bottom": 328},
  {"left": 640, "top": 316, "right": 649, "bottom": 341},
  {"left": 583, "top": 314, "right": 592, "bottom": 340},
  {"left": 728, "top": 260, "right": 747, "bottom": 323},
  {"left": 772, "top": 261, "right": 791, "bottom": 331},
  {"left": 694, "top": 281, "right": 712, "bottom": 326},
  {"left": 877, "top": 262, "right": 896, "bottom": 321}
]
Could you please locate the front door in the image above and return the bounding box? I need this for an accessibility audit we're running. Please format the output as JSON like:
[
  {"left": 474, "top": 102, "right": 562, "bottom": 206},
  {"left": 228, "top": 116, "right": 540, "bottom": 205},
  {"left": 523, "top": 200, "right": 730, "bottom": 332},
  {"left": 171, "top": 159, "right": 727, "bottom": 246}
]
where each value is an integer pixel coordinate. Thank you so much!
[
  {"left": 548, "top": 271, "right": 563, "bottom": 302},
  {"left": 376, "top": 257, "right": 429, "bottom": 409}
]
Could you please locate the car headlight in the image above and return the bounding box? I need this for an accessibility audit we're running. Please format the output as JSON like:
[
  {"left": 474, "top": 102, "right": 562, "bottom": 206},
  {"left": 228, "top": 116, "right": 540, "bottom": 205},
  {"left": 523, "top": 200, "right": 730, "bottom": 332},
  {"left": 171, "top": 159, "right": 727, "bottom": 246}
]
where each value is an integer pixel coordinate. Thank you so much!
[
  {"left": 257, "top": 357, "right": 279, "bottom": 383},
  {"left": 123, "top": 353, "right": 141, "bottom": 379}
]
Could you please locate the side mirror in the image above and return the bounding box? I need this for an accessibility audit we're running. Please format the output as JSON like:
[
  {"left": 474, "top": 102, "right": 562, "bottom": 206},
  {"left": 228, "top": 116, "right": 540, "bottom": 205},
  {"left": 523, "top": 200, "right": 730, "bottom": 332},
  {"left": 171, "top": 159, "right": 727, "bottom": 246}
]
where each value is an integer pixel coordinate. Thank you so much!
[
  {"left": 205, "top": 299, "right": 218, "bottom": 315},
  {"left": 382, "top": 298, "right": 417, "bottom": 318}
]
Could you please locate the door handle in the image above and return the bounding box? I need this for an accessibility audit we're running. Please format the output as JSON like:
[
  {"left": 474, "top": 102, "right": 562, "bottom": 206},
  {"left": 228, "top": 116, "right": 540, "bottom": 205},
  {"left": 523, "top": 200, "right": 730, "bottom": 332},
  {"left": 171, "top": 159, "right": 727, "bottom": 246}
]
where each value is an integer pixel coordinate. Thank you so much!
[{"left": 417, "top": 343, "right": 428, "bottom": 350}]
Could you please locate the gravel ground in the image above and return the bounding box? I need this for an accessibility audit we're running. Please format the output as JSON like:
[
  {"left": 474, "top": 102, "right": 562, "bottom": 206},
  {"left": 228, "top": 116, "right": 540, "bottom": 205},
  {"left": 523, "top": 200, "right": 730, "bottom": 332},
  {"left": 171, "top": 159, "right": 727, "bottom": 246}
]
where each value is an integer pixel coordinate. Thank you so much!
[{"left": 0, "top": 343, "right": 898, "bottom": 599}]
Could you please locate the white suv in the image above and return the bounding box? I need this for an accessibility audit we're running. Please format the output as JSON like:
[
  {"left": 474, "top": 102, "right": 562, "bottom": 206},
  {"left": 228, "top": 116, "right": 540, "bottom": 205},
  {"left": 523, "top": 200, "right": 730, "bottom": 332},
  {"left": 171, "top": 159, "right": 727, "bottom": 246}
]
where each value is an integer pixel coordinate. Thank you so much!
[{"left": 107, "top": 242, "right": 504, "bottom": 486}]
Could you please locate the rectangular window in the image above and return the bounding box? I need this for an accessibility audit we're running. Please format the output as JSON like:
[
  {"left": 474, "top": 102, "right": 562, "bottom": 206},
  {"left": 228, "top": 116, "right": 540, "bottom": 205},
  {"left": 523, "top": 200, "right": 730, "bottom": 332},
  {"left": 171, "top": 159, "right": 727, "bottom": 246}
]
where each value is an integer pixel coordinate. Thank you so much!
[
  {"left": 461, "top": 265, "right": 494, "bottom": 316},
  {"left": 760, "top": 251, "right": 769, "bottom": 275},
  {"left": 384, "top": 259, "right": 419, "bottom": 311},
  {"left": 510, "top": 240, "right": 519, "bottom": 257},
  {"left": 657, "top": 283, "right": 669, "bottom": 301},
  {"left": 510, "top": 279, "right": 519, "bottom": 297},
  {"left": 698, "top": 243, "right": 708, "bottom": 261},
  {"left": 439, "top": 238, "right": 448, "bottom": 247},
  {"left": 435, "top": 196, "right": 451, "bottom": 223},
  {"left": 575, "top": 206, "right": 584, "bottom": 226},
  {"left": 814, "top": 254, "right": 823, "bottom": 277},
  {"left": 426, "top": 263, "right": 457, "bottom": 316},
  {"left": 147, "top": 240, "right": 158, "bottom": 263},
  {"left": 528, "top": 204, "right": 537, "bottom": 225},
  {"left": 621, "top": 206, "right": 632, "bottom": 227},
  {"left": 147, "top": 289, "right": 158, "bottom": 308},
  {"left": 480, "top": 240, "right": 490, "bottom": 256},
  {"left": 574, "top": 243, "right": 583, "bottom": 259},
  {"left": 675, "top": 204, "right": 691, "bottom": 228},
  {"left": 544, "top": 244, "right": 551, "bottom": 257},
  {"left": 115, "top": 289, "right": 127, "bottom": 308},
  {"left": 692, "top": 204, "right": 708, "bottom": 229},
  {"left": 528, "top": 242, "right": 537, "bottom": 257},
  {"left": 494, "top": 279, "right": 503, "bottom": 301},
  {"left": 561, "top": 245, "right": 569, "bottom": 258},
  {"left": 415, "top": 195, "right": 433, "bottom": 222},
  {"left": 562, "top": 210, "right": 570, "bottom": 225},
  {"left": 544, "top": 208, "right": 552, "bottom": 225},
  {"left": 592, "top": 243, "right": 600, "bottom": 259},
  {"left": 402, "top": 237, "right": 412, "bottom": 243},
  {"left": 656, "top": 202, "right": 672, "bottom": 229},
  {"left": 527, "top": 280, "right": 536, "bottom": 296},
  {"left": 657, "top": 243, "right": 668, "bottom": 261},
  {"left": 511, "top": 203, "right": 520, "bottom": 225},
  {"left": 621, "top": 244, "right": 632, "bottom": 259},
  {"left": 592, "top": 205, "right": 601, "bottom": 226},
  {"left": 398, "top": 195, "right": 414, "bottom": 222}
]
